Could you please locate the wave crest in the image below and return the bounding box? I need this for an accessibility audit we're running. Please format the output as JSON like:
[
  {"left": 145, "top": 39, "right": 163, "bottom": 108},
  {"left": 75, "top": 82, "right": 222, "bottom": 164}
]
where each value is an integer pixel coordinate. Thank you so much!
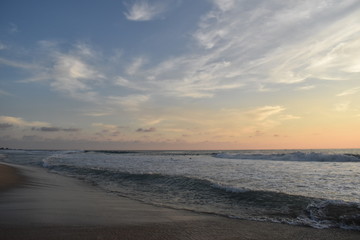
[
  {"left": 215, "top": 151, "right": 360, "bottom": 162},
  {"left": 306, "top": 200, "right": 360, "bottom": 230}
]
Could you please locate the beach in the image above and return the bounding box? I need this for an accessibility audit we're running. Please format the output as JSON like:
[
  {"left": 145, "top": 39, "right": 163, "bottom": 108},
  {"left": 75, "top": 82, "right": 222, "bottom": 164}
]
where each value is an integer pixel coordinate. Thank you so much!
[
  {"left": 0, "top": 162, "right": 359, "bottom": 240},
  {"left": 0, "top": 164, "right": 24, "bottom": 191}
]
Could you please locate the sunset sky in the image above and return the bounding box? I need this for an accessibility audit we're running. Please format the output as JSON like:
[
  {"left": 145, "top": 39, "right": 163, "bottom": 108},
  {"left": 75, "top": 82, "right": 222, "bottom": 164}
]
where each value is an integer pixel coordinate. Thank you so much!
[{"left": 1, "top": 0, "right": 360, "bottom": 150}]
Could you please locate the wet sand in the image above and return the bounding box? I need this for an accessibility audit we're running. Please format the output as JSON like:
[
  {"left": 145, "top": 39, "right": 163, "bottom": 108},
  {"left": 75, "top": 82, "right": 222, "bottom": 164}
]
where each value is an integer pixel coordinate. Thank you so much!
[
  {"left": 0, "top": 164, "right": 24, "bottom": 191},
  {"left": 0, "top": 163, "right": 359, "bottom": 240}
]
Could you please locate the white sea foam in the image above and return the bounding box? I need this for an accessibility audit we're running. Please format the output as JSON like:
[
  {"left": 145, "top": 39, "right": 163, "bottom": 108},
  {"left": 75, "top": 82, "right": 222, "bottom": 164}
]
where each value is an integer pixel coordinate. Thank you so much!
[{"left": 305, "top": 200, "right": 360, "bottom": 230}]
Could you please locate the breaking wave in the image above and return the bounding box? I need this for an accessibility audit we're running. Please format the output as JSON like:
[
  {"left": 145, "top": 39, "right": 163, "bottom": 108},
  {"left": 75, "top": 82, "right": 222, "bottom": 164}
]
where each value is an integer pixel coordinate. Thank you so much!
[
  {"left": 43, "top": 163, "right": 360, "bottom": 230},
  {"left": 214, "top": 151, "right": 360, "bottom": 162}
]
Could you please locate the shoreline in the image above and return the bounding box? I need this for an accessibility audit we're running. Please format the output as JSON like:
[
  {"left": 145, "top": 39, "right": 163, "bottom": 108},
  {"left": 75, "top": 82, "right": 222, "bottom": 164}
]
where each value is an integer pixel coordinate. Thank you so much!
[{"left": 0, "top": 163, "right": 359, "bottom": 240}]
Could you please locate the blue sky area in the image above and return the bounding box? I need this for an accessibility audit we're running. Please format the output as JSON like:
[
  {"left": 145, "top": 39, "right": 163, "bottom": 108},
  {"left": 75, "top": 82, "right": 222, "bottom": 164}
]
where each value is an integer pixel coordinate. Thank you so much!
[{"left": 1, "top": 0, "right": 360, "bottom": 150}]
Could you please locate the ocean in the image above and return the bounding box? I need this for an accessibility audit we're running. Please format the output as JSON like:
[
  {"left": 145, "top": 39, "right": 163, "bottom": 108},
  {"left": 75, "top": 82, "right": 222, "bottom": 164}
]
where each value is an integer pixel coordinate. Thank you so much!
[{"left": 1, "top": 149, "right": 360, "bottom": 230}]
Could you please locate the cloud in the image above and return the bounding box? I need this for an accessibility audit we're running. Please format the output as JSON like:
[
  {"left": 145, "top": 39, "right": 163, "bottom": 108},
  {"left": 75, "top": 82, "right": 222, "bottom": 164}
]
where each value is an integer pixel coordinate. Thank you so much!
[
  {"left": 0, "top": 123, "right": 13, "bottom": 130},
  {"left": 124, "top": 0, "right": 166, "bottom": 21},
  {"left": 256, "top": 84, "right": 276, "bottom": 92},
  {"left": 2, "top": 0, "right": 360, "bottom": 129},
  {"left": 296, "top": 85, "right": 316, "bottom": 91},
  {"left": 31, "top": 127, "right": 80, "bottom": 132},
  {"left": 0, "top": 116, "right": 50, "bottom": 128},
  {"left": 83, "top": 111, "right": 112, "bottom": 117},
  {"left": 279, "top": 114, "right": 301, "bottom": 121},
  {"left": 0, "top": 116, "right": 79, "bottom": 134},
  {"left": 0, "top": 89, "right": 12, "bottom": 96},
  {"left": 126, "top": 57, "right": 146, "bottom": 75},
  {"left": 242, "top": 105, "right": 301, "bottom": 131},
  {"left": 246, "top": 106, "right": 286, "bottom": 122},
  {"left": 0, "top": 42, "right": 7, "bottom": 50},
  {"left": 136, "top": 127, "right": 156, "bottom": 132},
  {"left": 49, "top": 52, "right": 104, "bottom": 101},
  {"left": 14, "top": 42, "right": 106, "bottom": 102},
  {"left": 114, "top": 76, "right": 147, "bottom": 91},
  {"left": 334, "top": 101, "right": 351, "bottom": 112},
  {"left": 336, "top": 87, "right": 360, "bottom": 97},
  {"left": 92, "top": 123, "right": 121, "bottom": 130},
  {"left": 213, "top": 0, "right": 235, "bottom": 12},
  {"left": 190, "top": 0, "right": 360, "bottom": 86},
  {"left": 1, "top": 41, "right": 152, "bottom": 112},
  {"left": 92, "top": 123, "right": 123, "bottom": 139},
  {"left": 0, "top": 57, "right": 40, "bottom": 70},
  {"left": 107, "top": 94, "right": 150, "bottom": 111},
  {"left": 54, "top": 55, "right": 96, "bottom": 85},
  {"left": 142, "top": 55, "right": 244, "bottom": 98},
  {"left": 118, "top": 0, "right": 359, "bottom": 99},
  {"left": 9, "top": 23, "right": 18, "bottom": 33}
]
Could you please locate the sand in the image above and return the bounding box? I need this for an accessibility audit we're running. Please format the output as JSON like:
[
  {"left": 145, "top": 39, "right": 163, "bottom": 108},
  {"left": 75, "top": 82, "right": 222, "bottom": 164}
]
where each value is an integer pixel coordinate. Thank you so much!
[
  {"left": 0, "top": 164, "right": 24, "bottom": 190},
  {"left": 0, "top": 162, "right": 359, "bottom": 240}
]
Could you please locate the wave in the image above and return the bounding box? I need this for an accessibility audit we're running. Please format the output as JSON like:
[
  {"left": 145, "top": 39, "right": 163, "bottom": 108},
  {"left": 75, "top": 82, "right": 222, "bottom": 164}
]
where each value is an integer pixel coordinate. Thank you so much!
[
  {"left": 84, "top": 150, "right": 218, "bottom": 156},
  {"left": 43, "top": 163, "right": 360, "bottom": 230},
  {"left": 214, "top": 151, "right": 360, "bottom": 162},
  {"left": 84, "top": 150, "right": 139, "bottom": 154},
  {"left": 306, "top": 200, "right": 360, "bottom": 230}
]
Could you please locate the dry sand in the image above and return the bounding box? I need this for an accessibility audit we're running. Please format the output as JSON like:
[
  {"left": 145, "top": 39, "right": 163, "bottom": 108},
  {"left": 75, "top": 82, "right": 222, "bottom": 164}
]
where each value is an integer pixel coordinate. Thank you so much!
[{"left": 0, "top": 162, "right": 359, "bottom": 240}]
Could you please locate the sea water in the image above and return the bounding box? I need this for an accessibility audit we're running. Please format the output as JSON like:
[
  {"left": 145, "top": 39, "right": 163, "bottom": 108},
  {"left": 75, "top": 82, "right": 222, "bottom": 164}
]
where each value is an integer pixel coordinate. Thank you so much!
[{"left": 1, "top": 149, "right": 360, "bottom": 230}]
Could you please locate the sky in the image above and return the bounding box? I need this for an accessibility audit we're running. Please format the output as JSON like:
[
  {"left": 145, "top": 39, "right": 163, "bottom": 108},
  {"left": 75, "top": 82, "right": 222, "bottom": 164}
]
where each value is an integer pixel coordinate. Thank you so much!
[{"left": 0, "top": 0, "right": 360, "bottom": 150}]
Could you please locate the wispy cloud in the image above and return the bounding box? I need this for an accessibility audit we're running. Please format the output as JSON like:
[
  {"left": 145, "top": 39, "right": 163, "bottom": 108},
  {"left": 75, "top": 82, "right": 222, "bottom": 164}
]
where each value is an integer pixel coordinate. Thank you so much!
[
  {"left": 8, "top": 1, "right": 358, "bottom": 104},
  {"left": 246, "top": 106, "right": 286, "bottom": 122},
  {"left": 126, "top": 57, "right": 146, "bottom": 75},
  {"left": 0, "top": 42, "right": 7, "bottom": 50},
  {"left": 334, "top": 101, "right": 351, "bottom": 112},
  {"left": 241, "top": 105, "right": 300, "bottom": 132},
  {"left": 114, "top": 76, "right": 147, "bottom": 91},
  {"left": 136, "top": 127, "right": 156, "bottom": 132},
  {"left": 213, "top": 0, "right": 235, "bottom": 12},
  {"left": 83, "top": 111, "right": 112, "bottom": 117},
  {"left": 9, "top": 23, "right": 18, "bottom": 33},
  {"left": 0, "top": 116, "right": 50, "bottom": 128},
  {"left": 107, "top": 94, "right": 150, "bottom": 111},
  {"left": 92, "top": 123, "right": 123, "bottom": 139},
  {"left": 31, "top": 127, "right": 80, "bottom": 132},
  {"left": 142, "top": 55, "right": 244, "bottom": 98},
  {"left": 280, "top": 114, "right": 301, "bottom": 121},
  {"left": 0, "top": 41, "right": 151, "bottom": 112},
  {"left": 11, "top": 42, "right": 106, "bottom": 102},
  {"left": 116, "top": 0, "right": 360, "bottom": 99},
  {"left": 336, "top": 87, "right": 360, "bottom": 97},
  {"left": 0, "top": 57, "right": 40, "bottom": 70},
  {"left": 0, "top": 89, "right": 12, "bottom": 96},
  {"left": 92, "top": 123, "right": 121, "bottom": 130},
  {"left": 296, "top": 85, "right": 316, "bottom": 91},
  {"left": 0, "top": 123, "right": 13, "bottom": 130},
  {"left": 124, "top": 0, "right": 166, "bottom": 21},
  {"left": 50, "top": 54, "right": 103, "bottom": 100},
  {"left": 47, "top": 43, "right": 104, "bottom": 101},
  {"left": 256, "top": 84, "right": 276, "bottom": 92},
  {"left": 191, "top": 0, "right": 360, "bottom": 86},
  {"left": 0, "top": 116, "right": 80, "bottom": 134}
]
